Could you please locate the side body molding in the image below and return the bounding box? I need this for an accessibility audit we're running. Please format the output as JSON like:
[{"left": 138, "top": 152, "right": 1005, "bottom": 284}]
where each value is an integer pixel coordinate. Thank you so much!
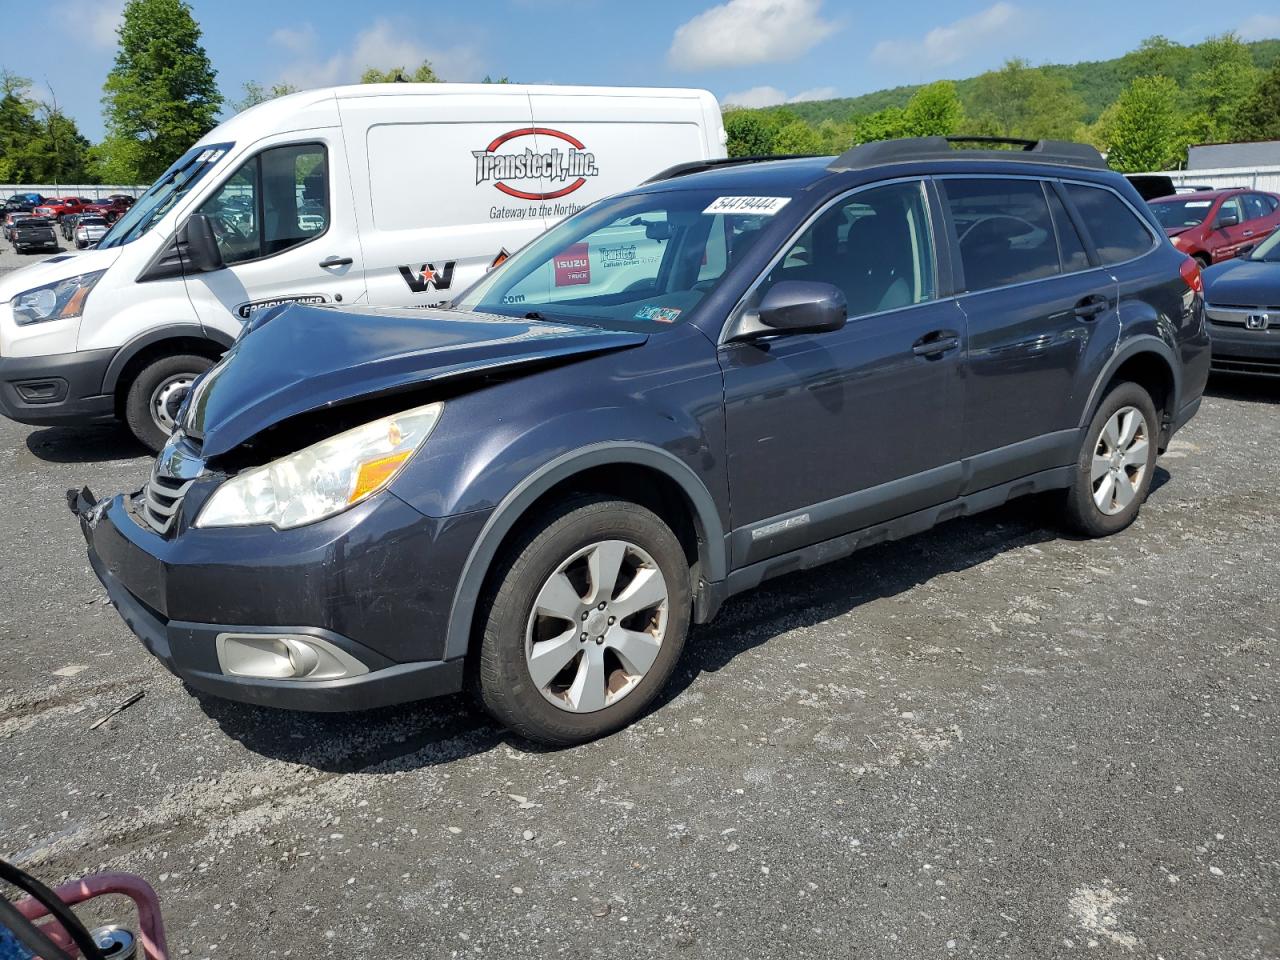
[{"left": 442, "top": 442, "right": 729, "bottom": 661}]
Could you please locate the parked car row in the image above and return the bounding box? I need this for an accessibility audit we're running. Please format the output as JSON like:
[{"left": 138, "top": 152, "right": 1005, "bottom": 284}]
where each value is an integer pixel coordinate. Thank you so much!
[{"left": 1148, "top": 187, "right": 1280, "bottom": 267}]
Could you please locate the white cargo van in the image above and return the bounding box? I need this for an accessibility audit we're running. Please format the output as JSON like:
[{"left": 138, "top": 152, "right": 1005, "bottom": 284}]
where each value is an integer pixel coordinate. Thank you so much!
[{"left": 0, "top": 83, "right": 726, "bottom": 449}]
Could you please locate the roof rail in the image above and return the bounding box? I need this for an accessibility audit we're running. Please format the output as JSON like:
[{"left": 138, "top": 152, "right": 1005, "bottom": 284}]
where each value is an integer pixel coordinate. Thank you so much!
[
  {"left": 643, "top": 154, "right": 820, "bottom": 184},
  {"left": 827, "top": 136, "right": 1107, "bottom": 172}
]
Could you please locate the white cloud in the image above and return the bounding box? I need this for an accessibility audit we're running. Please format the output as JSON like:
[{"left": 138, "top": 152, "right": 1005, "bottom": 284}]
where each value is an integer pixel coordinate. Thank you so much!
[
  {"left": 669, "top": 0, "right": 840, "bottom": 71},
  {"left": 723, "top": 85, "right": 838, "bottom": 107},
  {"left": 273, "top": 19, "right": 484, "bottom": 90},
  {"left": 51, "top": 0, "right": 124, "bottom": 48},
  {"left": 871, "top": 2, "right": 1025, "bottom": 70},
  {"left": 1238, "top": 13, "right": 1280, "bottom": 41}
]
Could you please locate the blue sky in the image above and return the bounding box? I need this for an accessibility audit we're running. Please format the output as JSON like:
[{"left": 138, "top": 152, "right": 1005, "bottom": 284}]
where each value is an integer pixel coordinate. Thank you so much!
[{"left": 8, "top": 0, "right": 1280, "bottom": 141}]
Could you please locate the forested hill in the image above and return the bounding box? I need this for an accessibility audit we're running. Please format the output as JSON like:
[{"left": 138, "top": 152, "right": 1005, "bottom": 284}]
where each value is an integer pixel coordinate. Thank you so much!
[{"left": 781, "top": 38, "right": 1280, "bottom": 125}]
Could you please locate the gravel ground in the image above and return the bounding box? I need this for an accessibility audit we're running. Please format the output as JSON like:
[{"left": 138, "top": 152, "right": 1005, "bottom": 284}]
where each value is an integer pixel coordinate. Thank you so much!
[{"left": 1, "top": 242, "right": 1278, "bottom": 959}]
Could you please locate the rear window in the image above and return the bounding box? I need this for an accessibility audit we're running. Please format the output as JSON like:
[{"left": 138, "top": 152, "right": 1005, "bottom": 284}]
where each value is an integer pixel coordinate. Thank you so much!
[
  {"left": 1066, "top": 183, "right": 1154, "bottom": 265},
  {"left": 944, "top": 178, "right": 1062, "bottom": 291}
]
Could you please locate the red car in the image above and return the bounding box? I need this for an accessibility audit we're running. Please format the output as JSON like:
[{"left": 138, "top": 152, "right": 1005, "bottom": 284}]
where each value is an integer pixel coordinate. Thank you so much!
[
  {"left": 1149, "top": 188, "right": 1280, "bottom": 267},
  {"left": 84, "top": 196, "right": 134, "bottom": 222},
  {"left": 30, "top": 196, "right": 90, "bottom": 221}
]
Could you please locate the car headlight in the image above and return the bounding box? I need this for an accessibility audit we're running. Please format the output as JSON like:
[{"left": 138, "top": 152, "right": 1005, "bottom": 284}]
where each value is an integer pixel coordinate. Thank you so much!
[
  {"left": 195, "top": 402, "right": 444, "bottom": 530},
  {"left": 12, "top": 270, "right": 106, "bottom": 326},
  {"left": 1170, "top": 234, "right": 1188, "bottom": 248}
]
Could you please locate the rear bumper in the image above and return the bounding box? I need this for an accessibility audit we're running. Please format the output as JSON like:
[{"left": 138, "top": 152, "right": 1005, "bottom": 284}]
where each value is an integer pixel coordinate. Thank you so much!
[
  {"left": 73, "top": 485, "right": 482, "bottom": 712},
  {"left": 0, "top": 348, "right": 116, "bottom": 426}
]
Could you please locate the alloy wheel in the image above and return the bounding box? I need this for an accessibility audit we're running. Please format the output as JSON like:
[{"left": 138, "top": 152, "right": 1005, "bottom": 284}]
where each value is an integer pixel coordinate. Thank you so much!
[
  {"left": 1091, "top": 405, "right": 1150, "bottom": 516},
  {"left": 524, "top": 539, "right": 669, "bottom": 713}
]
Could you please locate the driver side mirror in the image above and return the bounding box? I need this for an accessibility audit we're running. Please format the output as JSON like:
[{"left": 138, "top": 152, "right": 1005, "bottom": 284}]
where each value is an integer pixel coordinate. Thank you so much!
[
  {"left": 179, "top": 213, "right": 224, "bottom": 273},
  {"left": 728, "top": 280, "right": 848, "bottom": 341},
  {"left": 1215, "top": 211, "right": 1240, "bottom": 229}
]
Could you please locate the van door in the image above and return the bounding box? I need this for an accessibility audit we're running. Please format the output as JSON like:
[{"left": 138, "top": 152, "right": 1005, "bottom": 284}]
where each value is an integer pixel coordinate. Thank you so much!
[
  {"left": 183, "top": 132, "right": 365, "bottom": 339},
  {"left": 340, "top": 90, "right": 542, "bottom": 308},
  {"left": 526, "top": 91, "right": 715, "bottom": 230}
]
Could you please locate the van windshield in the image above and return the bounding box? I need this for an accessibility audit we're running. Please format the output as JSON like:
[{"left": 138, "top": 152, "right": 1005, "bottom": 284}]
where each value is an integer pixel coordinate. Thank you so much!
[
  {"left": 455, "top": 189, "right": 790, "bottom": 331},
  {"left": 98, "top": 142, "right": 233, "bottom": 249}
]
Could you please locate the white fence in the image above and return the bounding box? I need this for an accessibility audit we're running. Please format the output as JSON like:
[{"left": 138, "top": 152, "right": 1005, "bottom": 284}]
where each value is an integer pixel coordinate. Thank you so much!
[
  {"left": 1153, "top": 165, "right": 1280, "bottom": 193},
  {"left": 2, "top": 183, "right": 146, "bottom": 199}
]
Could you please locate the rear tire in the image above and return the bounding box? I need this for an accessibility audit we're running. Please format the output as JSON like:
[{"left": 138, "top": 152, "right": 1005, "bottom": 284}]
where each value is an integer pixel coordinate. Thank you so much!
[
  {"left": 1193, "top": 253, "right": 1211, "bottom": 270},
  {"left": 475, "top": 496, "right": 691, "bottom": 746},
  {"left": 124, "top": 353, "right": 214, "bottom": 452},
  {"left": 1062, "top": 382, "right": 1159, "bottom": 538}
]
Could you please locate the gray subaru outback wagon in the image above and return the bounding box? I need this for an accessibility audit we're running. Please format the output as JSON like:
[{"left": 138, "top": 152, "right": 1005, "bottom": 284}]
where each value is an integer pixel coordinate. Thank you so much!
[{"left": 74, "top": 137, "right": 1211, "bottom": 745}]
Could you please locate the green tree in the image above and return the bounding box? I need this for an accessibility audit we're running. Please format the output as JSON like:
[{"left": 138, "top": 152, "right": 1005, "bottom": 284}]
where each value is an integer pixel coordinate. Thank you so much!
[
  {"left": 773, "top": 118, "right": 823, "bottom": 154},
  {"left": 233, "top": 80, "right": 299, "bottom": 112},
  {"left": 968, "top": 58, "right": 1086, "bottom": 140},
  {"left": 1233, "top": 62, "right": 1280, "bottom": 140},
  {"left": 26, "top": 107, "right": 100, "bottom": 183},
  {"left": 360, "top": 61, "right": 441, "bottom": 83},
  {"left": 901, "top": 80, "right": 965, "bottom": 137},
  {"left": 1190, "top": 33, "right": 1258, "bottom": 141},
  {"left": 723, "top": 108, "right": 779, "bottom": 156},
  {"left": 1096, "top": 75, "right": 1187, "bottom": 172},
  {"left": 101, "top": 0, "right": 222, "bottom": 183},
  {"left": 851, "top": 106, "right": 908, "bottom": 143},
  {"left": 0, "top": 71, "right": 40, "bottom": 181},
  {"left": 1124, "top": 35, "right": 1183, "bottom": 79}
]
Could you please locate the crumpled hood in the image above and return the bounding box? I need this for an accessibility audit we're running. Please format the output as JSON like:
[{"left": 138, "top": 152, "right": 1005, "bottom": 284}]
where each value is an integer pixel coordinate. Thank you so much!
[
  {"left": 183, "top": 303, "right": 648, "bottom": 458},
  {"left": 0, "top": 245, "right": 120, "bottom": 303},
  {"left": 1203, "top": 258, "right": 1280, "bottom": 306}
]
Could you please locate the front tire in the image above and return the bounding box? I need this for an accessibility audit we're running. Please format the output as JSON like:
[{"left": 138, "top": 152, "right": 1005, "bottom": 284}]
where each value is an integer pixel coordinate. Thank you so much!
[
  {"left": 476, "top": 496, "right": 691, "bottom": 746},
  {"left": 1062, "top": 382, "right": 1159, "bottom": 537},
  {"left": 124, "top": 353, "right": 214, "bottom": 452}
]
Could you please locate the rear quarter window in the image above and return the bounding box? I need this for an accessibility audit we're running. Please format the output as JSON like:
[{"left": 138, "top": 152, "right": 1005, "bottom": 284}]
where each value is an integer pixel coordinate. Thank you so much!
[{"left": 1065, "top": 183, "right": 1154, "bottom": 265}]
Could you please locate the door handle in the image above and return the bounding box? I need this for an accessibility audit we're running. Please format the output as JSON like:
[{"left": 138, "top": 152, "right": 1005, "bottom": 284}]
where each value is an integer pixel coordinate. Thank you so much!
[
  {"left": 912, "top": 330, "right": 960, "bottom": 358},
  {"left": 1243, "top": 229, "right": 1254, "bottom": 237},
  {"left": 319, "top": 255, "right": 353, "bottom": 268},
  {"left": 1073, "top": 296, "right": 1109, "bottom": 319}
]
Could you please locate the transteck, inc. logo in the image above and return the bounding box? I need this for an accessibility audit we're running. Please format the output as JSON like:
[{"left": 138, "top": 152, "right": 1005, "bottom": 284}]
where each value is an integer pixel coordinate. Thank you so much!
[{"left": 473, "top": 127, "right": 599, "bottom": 201}]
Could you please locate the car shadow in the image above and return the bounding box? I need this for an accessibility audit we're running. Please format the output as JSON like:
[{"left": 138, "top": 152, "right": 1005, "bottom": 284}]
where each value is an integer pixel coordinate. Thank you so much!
[
  {"left": 204, "top": 484, "right": 1173, "bottom": 771},
  {"left": 24, "top": 424, "right": 148, "bottom": 464},
  {"left": 1205, "top": 372, "right": 1280, "bottom": 404}
]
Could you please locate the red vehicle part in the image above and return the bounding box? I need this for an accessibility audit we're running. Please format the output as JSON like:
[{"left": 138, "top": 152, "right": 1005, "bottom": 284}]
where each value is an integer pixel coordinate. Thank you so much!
[
  {"left": 1150, "top": 188, "right": 1280, "bottom": 266},
  {"left": 10, "top": 871, "right": 169, "bottom": 960}
]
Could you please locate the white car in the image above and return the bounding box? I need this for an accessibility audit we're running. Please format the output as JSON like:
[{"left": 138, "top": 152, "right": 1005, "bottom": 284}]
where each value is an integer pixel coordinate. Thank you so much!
[
  {"left": 74, "top": 215, "right": 109, "bottom": 249},
  {"left": 0, "top": 82, "right": 727, "bottom": 450}
]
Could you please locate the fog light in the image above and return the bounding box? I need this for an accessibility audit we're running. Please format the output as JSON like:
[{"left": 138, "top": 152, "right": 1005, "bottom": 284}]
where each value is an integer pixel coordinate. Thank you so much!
[{"left": 215, "top": 633, "right": 370, "bottom": 681}]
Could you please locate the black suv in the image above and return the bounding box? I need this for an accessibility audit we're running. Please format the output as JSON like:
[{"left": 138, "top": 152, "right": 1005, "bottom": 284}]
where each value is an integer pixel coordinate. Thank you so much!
[{"left": 74, "top": 137, "right": 1210, "bottom": 745}]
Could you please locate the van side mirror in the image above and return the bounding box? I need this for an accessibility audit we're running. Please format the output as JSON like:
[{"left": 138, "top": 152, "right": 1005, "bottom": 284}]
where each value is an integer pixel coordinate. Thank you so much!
[
  {"left": 1216, "top": 211, "right": 1240, "bottom": 229},
  {"left": 728, "top": 281, "right": 848, "bottom": 341},
  {"left": 179, "top": 214, "right": 224, "bottom": 272}
]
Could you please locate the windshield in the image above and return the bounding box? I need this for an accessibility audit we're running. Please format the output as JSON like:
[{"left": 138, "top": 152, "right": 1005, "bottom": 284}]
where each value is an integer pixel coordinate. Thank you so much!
[
  {"left": 1150, "top": 197, "right": 1215, "bottom": 229},
  {"left": 455, "top": 189, "right": 790, "bottom": 330},
  {"left": 1247, "top": 227, "right": 1280, "bottom": 262},
  {"left": 98, "top": 142, "right": 232, "bottom": 249}
]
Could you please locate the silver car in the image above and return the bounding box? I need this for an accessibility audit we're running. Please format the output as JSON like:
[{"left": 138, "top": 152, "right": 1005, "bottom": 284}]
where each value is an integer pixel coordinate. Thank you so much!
[{"left": 74, "top": 215, "right": 109, "bottom": 249}]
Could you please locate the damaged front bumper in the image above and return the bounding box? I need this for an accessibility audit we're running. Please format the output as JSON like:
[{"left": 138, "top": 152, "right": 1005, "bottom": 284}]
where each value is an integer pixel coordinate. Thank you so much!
[{"left": 68, "top": 486, "right": 477, "bottom": 712}]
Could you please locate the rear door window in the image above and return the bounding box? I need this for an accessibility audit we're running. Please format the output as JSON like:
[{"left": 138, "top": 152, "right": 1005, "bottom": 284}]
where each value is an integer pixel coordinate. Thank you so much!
[
  {"left": 1062, "top": 183, "right": 1155, "bottom": 265},
  {"left": 944, "top": 178, "right": 1061, "bottom": 291},
  {"left": 1243, "top": 194, "right": 1271, "bottom": 222}
]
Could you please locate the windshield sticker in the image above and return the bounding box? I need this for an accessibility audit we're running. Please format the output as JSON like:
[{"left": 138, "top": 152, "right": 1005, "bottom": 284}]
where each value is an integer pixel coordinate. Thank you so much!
[
  {"left": 554, "top": 243, "right": 591, "bottom": 286},
  {"left": 635, "top": 305, "right": 682, "bottom": 324},
  {"left": 1184, "top": 200, "right": 1212, "bottom": 207},
  {"left": 703, "top": 196, "right": 791, "bottom": 216}
]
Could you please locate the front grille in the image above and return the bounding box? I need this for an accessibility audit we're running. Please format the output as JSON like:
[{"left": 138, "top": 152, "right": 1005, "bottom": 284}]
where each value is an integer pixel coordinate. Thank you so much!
[
  {"left": 139, "top": 473, "right": 195, "bottom": 534},
  {"left": 1206, "top": 305, "right": 1277, "bottom": 328}
]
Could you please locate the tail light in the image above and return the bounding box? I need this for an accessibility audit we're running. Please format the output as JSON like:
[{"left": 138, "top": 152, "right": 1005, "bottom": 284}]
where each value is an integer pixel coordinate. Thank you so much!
[{"left": 1179, "top": 256, "right": 1203, "bottom": 295}]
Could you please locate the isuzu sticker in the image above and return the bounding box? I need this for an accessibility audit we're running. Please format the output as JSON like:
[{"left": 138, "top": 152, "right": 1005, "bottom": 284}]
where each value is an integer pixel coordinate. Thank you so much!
[
  {"left": 235, "top": 294, "right": 328, "bottom": 320},
  {"left": 473, "top": 128, "right": 599, "bottom": 201},
  {"left": 554, "top": 243, "right": 591, "bottom": 286},
  {"left": 703, "top": 196, "right": 791, "bottom": 216},
  {"left": 635, "top": 305, "right": 682, "bottom": 323},
  {"left": 399, "top": 261, "right": 456, "bottom": 293}
]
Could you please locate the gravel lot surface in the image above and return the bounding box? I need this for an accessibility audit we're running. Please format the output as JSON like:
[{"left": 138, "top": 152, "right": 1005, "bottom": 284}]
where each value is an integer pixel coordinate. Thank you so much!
[{"left": 1, "top": 242, "right": 1278, "bottom": 959}]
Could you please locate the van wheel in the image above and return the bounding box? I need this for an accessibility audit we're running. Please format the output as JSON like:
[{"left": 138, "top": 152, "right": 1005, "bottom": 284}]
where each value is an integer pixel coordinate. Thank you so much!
[
  {"left": 1062, "top": 382, "right": 1159, "bottom": 538},
  {"left": 124, "top": 353, "right": 214, "bottom": 452},
  {"left": 476, "top": 496, "right": 691, "bottom": 746}
]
